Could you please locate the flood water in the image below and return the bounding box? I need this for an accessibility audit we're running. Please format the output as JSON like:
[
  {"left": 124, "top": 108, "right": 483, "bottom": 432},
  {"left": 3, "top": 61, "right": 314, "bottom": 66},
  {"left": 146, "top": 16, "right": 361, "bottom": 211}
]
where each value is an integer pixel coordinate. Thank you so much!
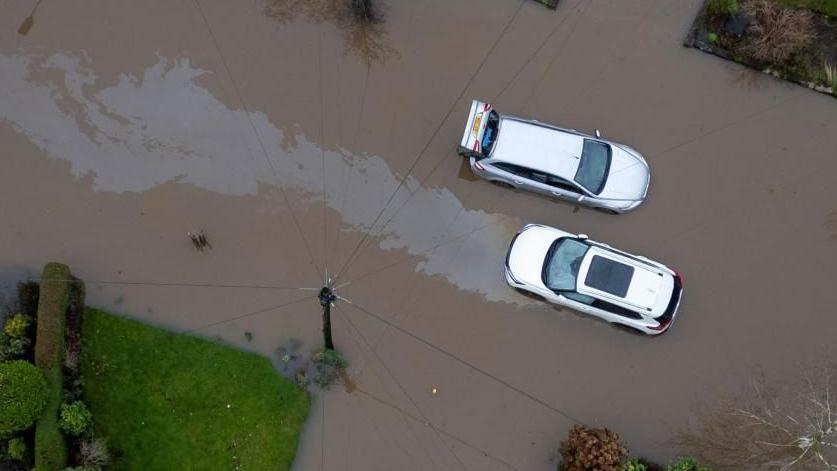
[{"left": 2, "top": 0, "right": 837, "bottom": 469}]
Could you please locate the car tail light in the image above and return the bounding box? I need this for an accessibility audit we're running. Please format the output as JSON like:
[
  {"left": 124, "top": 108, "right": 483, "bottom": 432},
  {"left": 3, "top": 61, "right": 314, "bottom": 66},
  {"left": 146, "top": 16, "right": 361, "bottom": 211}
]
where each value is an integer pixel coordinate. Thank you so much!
[
  {"left": 648, "top": 318, "right": 671, "bottom": 331},
  {"left": 473, "top": 160, "right": 485, "bottom": 171}
]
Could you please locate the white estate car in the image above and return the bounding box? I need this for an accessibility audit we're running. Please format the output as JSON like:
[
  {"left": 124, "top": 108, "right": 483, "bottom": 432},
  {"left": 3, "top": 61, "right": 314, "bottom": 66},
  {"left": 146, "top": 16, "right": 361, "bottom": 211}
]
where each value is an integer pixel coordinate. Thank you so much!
[
  {"left": 505, "top": 224, "right": 683, "bottom": 335},
  {"left": 458, "top": 100, "right": 650, "bottom": 214}
]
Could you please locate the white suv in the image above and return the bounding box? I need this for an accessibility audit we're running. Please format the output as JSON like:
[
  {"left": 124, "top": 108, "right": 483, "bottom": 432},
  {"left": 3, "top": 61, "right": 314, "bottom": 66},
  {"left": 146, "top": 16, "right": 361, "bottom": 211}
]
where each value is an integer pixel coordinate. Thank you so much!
[{"left": 505, "top": 224, "right": 683, "bottom": 335}]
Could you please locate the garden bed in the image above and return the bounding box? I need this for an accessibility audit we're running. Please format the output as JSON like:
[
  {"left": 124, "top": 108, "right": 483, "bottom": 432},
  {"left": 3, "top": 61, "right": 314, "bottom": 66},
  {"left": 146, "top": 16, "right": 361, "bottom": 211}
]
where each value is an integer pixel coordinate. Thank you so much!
[
  {"left": 81, "top": 308, "right": 310, "bottom": 470},
  {"left": 685, "top": 0, "right": 837, "bottom": 98}
]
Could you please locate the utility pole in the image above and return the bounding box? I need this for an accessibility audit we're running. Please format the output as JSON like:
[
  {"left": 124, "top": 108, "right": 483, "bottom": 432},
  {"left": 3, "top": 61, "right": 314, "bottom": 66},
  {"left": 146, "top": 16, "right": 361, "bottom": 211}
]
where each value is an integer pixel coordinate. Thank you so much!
[{"left": 318, "top": 286, "right": 337, "bottom": 350}]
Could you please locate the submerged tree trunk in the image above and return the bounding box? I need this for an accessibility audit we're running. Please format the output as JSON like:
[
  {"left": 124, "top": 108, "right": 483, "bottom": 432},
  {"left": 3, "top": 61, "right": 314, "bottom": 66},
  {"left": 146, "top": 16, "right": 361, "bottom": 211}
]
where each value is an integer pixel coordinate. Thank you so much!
[{"left": 350, "top": 0, "right": 376, "bottom": 22}]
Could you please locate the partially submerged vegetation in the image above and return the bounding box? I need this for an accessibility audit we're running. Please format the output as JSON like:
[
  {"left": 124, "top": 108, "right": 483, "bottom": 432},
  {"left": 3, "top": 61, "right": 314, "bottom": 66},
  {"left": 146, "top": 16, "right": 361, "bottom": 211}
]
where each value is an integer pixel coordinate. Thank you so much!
[
  {"left": 686, "top": 0, "right": 837, "bottom": 97},
  {"left": 555, "top": 424, "right": 711, "bottom": 471},
  {"left": 264, "top": 0, "right": 396, "bottom": 65},
  {"left": 81, "top": 308, "right": 310, "bottom": 470}
]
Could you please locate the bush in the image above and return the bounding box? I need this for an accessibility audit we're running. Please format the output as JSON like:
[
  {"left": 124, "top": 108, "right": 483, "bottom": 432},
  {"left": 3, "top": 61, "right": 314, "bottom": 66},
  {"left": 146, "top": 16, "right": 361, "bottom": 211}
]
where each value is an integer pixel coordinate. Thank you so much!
[
  {"left": 313, "top": 348, "right": 348, "bottom": 368},
  {"left": 559, "top": 425, "right": 628, "bottom": 471},
  {"left": 0, "top": 360, "right": 48, "bottom": 436},
  {"left": 4, "top": 314, "right": 32, "bottom": 338},
  {"left": 667, "top": 456, "right": 711, "bottom": 471},
  {"left": 79, "top": 437, "right": 109, "bottom": 468},
  {"left": 740, "top": 0, "right": 815, "bottom": 63},
  {"left": 17, "top": 281, "right": 40, "bottom": 317},
  {"left": 8, "top": 436, "right": 28, "bottom": 461},
  {"left": 707, "top": 0, "right": 740, "bottom": 16},
  {"left": 57, "top": 402, "right": 92, "bottom": 437},
  {"left": 34, "top": 262, "right": 77, "bottom": 470},
  {"left": 623, "top": 458, "right": 648, "bottom": 471},
  {"left": 0, "top": 332, "right": 31, "bottom": 361}
]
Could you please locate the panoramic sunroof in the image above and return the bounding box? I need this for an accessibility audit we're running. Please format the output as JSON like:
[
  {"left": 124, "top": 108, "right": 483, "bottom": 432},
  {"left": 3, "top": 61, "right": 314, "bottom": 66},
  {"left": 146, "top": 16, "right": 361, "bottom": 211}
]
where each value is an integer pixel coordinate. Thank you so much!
[{"left": 584, "top": 255, "right": 634, "bottom": 297}]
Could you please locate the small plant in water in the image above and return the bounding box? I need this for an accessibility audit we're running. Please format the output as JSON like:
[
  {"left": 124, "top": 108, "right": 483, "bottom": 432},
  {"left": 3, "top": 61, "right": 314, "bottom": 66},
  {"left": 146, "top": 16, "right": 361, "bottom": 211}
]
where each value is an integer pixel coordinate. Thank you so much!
[
  {"left": 311, "top": 349, "right": 348, "bottom": 389},
  {"left": 824, "top": 60, "right": 837, "bottom": 91},
  {"left": 313, "top": 349, "right": 348, "bottom": 369},
  {"left": 295, "top": 369, "right": 309, "bottom": 389},
  {"left": 622, "top": 458, "right": 648, "bottom": 471}
]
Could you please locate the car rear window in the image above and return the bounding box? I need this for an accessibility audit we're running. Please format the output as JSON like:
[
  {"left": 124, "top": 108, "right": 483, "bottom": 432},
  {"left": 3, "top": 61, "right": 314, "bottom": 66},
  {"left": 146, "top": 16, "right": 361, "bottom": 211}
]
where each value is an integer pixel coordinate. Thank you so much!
[{"left": 584, "top": 255, "right": 634, "bottom": 297}]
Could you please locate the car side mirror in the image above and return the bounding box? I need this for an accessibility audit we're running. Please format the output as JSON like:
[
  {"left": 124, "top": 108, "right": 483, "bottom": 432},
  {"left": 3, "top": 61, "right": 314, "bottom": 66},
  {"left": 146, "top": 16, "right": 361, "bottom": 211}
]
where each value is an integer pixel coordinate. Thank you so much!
[
  {"left": 594, "top": 129, "right": 601, "bottom": 138},
  {"left": 578, "top": 233, "right": 589, "bottom": 239},
  {"left": 577, "top": 195, "right": 585, "bottom": 203}
]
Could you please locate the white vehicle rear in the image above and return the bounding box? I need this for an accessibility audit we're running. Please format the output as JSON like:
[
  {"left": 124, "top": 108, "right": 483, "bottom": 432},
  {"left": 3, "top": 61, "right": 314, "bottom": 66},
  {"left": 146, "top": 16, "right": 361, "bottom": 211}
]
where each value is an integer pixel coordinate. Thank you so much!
[
  {"left": 504, "top": 224, "right": 683, "bottom": 335},
  {"left": 458, "top": 100, "right": 650, "bottom": 214}
]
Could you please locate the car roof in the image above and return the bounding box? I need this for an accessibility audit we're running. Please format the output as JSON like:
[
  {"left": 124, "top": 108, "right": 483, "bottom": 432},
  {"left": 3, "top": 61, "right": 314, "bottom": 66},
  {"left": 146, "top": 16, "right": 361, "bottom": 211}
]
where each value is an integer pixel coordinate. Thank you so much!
[
  {"left": 490, "top": 117, "right": 584, "bottom": 180},
  {"left": 577, "top": 246, "right": 666, "bottom": 311}
]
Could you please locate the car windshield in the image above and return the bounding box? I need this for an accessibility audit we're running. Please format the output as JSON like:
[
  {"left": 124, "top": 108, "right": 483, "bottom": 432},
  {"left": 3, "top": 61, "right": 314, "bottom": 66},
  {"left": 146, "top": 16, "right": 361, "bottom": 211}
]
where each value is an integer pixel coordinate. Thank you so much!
[
  {"left": 481, "top": 110, "right": 500, "bottom": 156},
  {"left": 574, "top": 139, "right": 611, "bottom": 194},
  {"left": 543, "top": 238, "right": 589, "bottom": 291}
]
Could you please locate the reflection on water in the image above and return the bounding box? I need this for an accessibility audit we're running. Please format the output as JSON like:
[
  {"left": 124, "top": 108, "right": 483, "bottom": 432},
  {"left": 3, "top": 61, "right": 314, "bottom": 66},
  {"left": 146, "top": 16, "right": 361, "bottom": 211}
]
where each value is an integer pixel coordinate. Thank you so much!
[{"left": 0, "top": 52, "right": 526, "bottom": 304}]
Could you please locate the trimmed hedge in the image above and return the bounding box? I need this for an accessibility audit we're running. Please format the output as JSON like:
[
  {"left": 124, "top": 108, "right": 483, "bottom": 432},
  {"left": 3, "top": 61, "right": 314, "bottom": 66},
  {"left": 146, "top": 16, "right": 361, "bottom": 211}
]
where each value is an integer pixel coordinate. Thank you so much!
[{"left": 33, "top": 262, "right": 77, "bottom": 471}]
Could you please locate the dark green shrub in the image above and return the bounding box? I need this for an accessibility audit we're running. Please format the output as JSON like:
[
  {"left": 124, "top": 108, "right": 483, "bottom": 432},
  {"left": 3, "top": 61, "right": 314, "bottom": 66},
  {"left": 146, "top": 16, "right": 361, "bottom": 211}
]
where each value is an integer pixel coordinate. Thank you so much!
[
  {"left": 623, "top": 458, "right": 648, "bottom": 471},
  {"left": 313, "top": 349, "right": 347, "bottom": 368},
  {"left": 8, "top": 436, "right": 27, "bottom": 461},
  {"left": 311, "top": 349, "right": 348, "bottom": 389},
  {"left": 0, "top": 332, "right": 31, "bottom": 361},
  {"left": 707, "top": 0, "right": 740, "bottom": 16},
  {"left": 16, "top": 281, "right": 40, "bottom": 317},
  {"left": 4, "top": 314, "right": 31, "bottom": 338},
  {"left": 57, "top": 402, "right": 92, "bottom": 437},
  {"left": 0, "top": 360, "right": 48, "bottom": 436},
  {"left": 667, "top": 456, "right": 711, "bottom": 471}
]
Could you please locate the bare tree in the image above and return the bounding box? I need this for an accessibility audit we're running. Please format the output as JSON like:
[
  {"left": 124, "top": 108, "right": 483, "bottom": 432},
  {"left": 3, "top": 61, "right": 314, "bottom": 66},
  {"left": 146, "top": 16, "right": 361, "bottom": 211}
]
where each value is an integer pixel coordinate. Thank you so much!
[{"left": 675, "top": 366, "right": 837, "bottom": 470}]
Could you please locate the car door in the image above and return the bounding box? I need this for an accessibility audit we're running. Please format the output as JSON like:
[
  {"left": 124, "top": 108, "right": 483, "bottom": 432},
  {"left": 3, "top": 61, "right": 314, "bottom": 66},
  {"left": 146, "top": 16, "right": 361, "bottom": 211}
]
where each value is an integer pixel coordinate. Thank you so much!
[
  {"left": 489, "top": 162, "right": 531, "bottom": 189},
  {"left": 545, "top": 174, "right": 585, "bottom": 202}
]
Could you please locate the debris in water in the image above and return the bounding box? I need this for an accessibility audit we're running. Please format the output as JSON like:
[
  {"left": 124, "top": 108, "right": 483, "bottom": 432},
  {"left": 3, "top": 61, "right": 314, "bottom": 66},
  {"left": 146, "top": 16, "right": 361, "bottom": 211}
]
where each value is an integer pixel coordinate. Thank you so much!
[
  {"left": 17, "top": 0, "right": 44, "bottom": 36},
  {"left": 18, "top": 16, "right": 34, "bottom": 36},
  {"left": 188, "top": 230, "right": 211, "bottom": 251}
]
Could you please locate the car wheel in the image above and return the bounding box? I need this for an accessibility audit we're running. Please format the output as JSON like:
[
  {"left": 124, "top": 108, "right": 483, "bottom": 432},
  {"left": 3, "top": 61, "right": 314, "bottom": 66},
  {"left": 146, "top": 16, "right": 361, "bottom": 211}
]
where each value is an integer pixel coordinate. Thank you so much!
[
  {"left": 594, "top": 207, "right": 620, "bottom": 215},
  {"left": 491, "top": 181, "right": 515, "bottom": 189},
  {"left": 515, "top": 288, "right": 545, "bottom": 302}
]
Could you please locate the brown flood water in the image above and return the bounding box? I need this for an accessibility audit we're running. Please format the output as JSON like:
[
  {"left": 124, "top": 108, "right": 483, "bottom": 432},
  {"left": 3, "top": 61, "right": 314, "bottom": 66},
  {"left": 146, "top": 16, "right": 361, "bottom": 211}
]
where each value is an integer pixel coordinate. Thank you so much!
[{"left": 2, "top": 0, "right": 837, "bottom": 469}]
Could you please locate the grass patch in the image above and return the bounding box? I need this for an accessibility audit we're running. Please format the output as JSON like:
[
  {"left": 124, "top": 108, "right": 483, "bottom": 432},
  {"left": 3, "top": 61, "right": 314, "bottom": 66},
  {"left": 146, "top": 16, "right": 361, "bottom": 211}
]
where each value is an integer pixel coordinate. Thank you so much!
[{"left": 81, "top": 308, "right": 310, "bottom": 470}]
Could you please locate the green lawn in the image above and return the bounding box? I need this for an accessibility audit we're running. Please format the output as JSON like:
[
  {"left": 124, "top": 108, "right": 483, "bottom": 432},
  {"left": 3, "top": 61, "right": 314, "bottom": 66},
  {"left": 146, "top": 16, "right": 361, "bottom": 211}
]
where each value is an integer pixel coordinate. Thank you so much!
[
  {"left": 777, "top": 0, "right": 837, "bottom": 16},
  {"left": 81, "top": 308, "right": 310, "bottom": 470}
]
